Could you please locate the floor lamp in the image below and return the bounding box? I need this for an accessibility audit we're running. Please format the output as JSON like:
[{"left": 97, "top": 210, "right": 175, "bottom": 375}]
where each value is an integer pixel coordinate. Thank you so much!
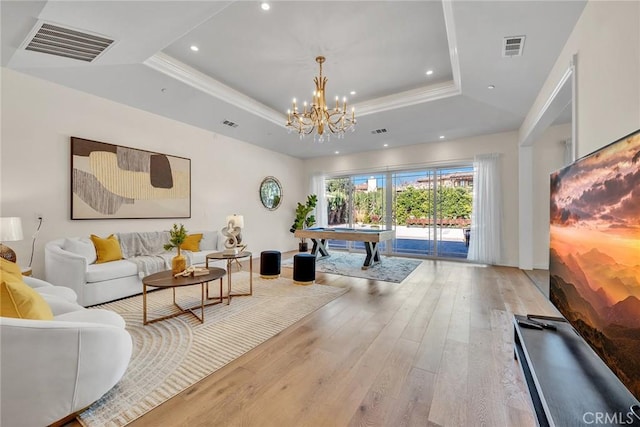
[{"left": 0, "top": 217, "right": 24, "bottom": 263}]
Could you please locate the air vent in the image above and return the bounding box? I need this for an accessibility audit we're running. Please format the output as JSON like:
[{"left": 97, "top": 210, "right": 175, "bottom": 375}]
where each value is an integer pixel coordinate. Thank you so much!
[
  {"left": 22, "top": 22, "right": 114, "bottom": 62},
  {"left": 503, "top": 35, "right": 525, "bottom": 57},
  {"left": 371, "top": 128, "right": 388, "bottom": 135},
  {"left": 222, "top": 120, "right": 239, "bottom": 128}
]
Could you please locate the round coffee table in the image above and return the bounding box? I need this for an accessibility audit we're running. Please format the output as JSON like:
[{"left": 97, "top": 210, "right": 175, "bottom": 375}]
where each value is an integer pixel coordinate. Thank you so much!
[{"left": 142, "top": 267, "right": 226, "bottom": 325}]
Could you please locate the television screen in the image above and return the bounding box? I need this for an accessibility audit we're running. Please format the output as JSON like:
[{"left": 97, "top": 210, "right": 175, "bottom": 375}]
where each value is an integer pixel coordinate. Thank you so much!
[{"left": 549, "top": 129, "right": 640, "bottom": 401}]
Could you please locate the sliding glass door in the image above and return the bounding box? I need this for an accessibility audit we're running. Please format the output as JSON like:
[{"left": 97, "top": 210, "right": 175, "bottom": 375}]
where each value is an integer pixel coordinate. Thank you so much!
[
  {"left": 325, "top": 174, "right": 389, "bottom": 252},
  {"left": 324, "top": 165, "right": 473, "bottom": 259}
]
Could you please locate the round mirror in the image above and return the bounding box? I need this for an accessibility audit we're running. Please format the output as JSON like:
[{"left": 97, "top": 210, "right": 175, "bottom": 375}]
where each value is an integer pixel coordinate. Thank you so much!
[{"left": 259, "top": 176, "right": 282, "bottom": 210}]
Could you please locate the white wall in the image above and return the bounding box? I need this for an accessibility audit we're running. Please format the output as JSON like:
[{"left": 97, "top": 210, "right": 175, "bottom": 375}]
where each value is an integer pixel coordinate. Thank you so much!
[
  {"left": 519, "top": 0, "right": 639, "bottom": 272},
  {"left": 1, "top": 68, "right": 305, "bottom": 277},
  {"left": 303, "top": 131, "right": 520, "bottom": 267},
  {"left": 532, "top": 123, "right": 571, "bottom": 269},
  {"left": 523, "top": 1, "right": 640, "bottom": 157}
]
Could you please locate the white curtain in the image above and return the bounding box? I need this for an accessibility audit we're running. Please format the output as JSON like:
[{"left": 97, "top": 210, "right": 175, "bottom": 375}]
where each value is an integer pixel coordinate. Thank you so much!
[
  {"left": 310, "top": 174, "right": 327, "bottom": 227},
  {"left": 467, "top": 153, "right": 502, "bottom": 264}
]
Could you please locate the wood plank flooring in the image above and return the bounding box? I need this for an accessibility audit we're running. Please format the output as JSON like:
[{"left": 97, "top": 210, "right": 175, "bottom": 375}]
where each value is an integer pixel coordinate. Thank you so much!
[{"left": 68, "top": 254, "right": 559, "bottom": 427}]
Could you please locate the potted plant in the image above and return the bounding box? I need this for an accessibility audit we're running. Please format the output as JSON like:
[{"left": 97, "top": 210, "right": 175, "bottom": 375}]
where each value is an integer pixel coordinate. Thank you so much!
[
  {"left": 164, "top": 223, "right": 188, "bottom": 274},
  {"left": 289, "top": 194, "right": 317, "bottom": 252}
]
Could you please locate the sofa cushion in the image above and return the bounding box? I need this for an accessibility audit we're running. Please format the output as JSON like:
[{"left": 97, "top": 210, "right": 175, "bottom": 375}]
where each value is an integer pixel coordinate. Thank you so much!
[
  {"left": 180, "top": 233, "right": 202, "bottom": 251},
  {"left": 1, "top": 259, "right": 54, "bottom": 320},
  {"left": 63, "top": 237, "right": 97, "bottom": 264},
  {"left": 90, "top": 234, "right": 123, "bottom": 264},
  {"left": 85, "top": 260, "right": 138, "bottom": 283},
  {"left": 55, "top": 308, "right": 127, "bottom": 328},
  {"left": 200, "top": 231, "right": 219, "bottom": 251}
]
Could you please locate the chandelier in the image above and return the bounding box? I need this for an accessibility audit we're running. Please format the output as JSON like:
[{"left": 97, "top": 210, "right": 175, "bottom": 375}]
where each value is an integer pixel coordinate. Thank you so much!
[{"left": 286, "top": 56, "right": 356, "bottom": 142}]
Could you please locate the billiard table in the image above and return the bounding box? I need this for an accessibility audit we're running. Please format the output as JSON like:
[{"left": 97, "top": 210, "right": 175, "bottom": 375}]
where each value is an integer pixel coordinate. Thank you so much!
[{"left": 293, "top": 227, "right": 396, "bottom": 269}]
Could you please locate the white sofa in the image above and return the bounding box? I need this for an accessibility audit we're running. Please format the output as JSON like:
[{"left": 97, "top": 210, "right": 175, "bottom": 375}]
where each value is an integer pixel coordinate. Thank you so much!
[
  {"left": 45, "top": 230, "right": 226, "bottom": 307},
  {"left": 0, "top": 276, "right": 132, "bottom": 427}
]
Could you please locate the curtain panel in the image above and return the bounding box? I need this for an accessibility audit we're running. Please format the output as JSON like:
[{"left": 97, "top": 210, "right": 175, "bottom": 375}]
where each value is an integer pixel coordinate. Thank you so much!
[
  {"left": 467, "top": 153, "right": 503, "bottom": 264},
  {"left": 310, "top": 174, "right": 327, "bottom": 227}
]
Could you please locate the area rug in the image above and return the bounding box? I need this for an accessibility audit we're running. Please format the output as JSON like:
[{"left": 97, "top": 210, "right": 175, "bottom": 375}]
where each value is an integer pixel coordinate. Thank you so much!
[
  {"left": 283, "top": 251, "right": 422, "bottom": 283},
  {"left": 77, "top": 272, "right": 348, "bottom": 427}
]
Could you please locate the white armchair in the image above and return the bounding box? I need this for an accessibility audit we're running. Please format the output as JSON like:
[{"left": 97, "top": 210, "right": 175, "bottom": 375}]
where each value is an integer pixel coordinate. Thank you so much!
[{"left": 0, "top": 279, "right": 132, "bottom": 427}]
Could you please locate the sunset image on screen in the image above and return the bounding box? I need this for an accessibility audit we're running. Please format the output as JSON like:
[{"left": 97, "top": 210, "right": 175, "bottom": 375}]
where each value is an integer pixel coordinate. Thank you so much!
[{"left": 549, "top": 131, "right": 640, "bottom": 400}]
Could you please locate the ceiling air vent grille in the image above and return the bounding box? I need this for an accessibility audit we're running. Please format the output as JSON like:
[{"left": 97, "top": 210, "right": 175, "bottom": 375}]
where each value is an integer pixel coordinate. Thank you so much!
[
  {"left": 222, "top": 120, "right": 239, "bottom": 128},
  {"left": 371, "top": 128, "right": 388, "bottom": 135},
  {"left": 502, "top": 35, "right": 525, "bottom": 57},
  {"left": 23, "top": 22, "right": 114, "bottom": 62}
]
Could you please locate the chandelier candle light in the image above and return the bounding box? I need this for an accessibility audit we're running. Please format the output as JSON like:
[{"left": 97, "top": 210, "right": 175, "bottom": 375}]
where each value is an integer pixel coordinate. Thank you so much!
[{"left": 286, "top": 56, "right": 356, "bottom": 142}]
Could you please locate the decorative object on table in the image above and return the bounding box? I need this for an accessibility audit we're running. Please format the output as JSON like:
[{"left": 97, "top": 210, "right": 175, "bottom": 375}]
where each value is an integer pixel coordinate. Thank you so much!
[
  {"left": 259, "top": 176, "right": 282, "bottom": 210},
  {"left": 173, "top": 266, "right": 210, "bottom": 278},
  {"left": 289, "top": 194, "right": 317, "bottom": 252},
  {"left": 70, "top": 137, "right": 191, "bottom": 219},
  {"left": 285, "top": 56, "right": 356, "bottom": 142},
  {"left": 163, "top": 223, "right": 188, "bottom": 275},
  {"left": 222, "top": 214, "right": 244, "bottom": 255},
  {"left": 0, "top": 217, "right": 24, "bottom": 263}
]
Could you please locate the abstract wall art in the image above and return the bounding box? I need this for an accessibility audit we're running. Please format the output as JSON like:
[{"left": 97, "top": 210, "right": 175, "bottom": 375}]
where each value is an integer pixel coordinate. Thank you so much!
[{"left": 71, "top": 137, "right": 191, "bottom": 219}]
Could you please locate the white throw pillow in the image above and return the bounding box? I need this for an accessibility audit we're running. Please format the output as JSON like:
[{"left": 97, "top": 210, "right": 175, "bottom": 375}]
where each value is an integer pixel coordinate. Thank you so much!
[{"left": 63, "top": 237, "right": 97, "bottom": 264}]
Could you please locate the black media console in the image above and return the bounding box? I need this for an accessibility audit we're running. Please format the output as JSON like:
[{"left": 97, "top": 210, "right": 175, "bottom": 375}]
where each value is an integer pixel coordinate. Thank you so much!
[{"left": 513, "top": 314, "right": 640, "bottom": 427}]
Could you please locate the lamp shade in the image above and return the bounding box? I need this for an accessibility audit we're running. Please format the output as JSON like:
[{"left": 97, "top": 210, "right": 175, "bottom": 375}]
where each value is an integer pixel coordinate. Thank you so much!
[
  {"left": 226, "top": 214, "right": 244, "bottom": 229},
  {"left": 0, "top": 217, "right": 24, "bottom": 241}
]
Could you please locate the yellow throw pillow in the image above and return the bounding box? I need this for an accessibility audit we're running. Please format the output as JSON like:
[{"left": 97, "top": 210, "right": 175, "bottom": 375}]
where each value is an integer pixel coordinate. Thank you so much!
[
  {"left": 90, "top": 234, "right": 123, "bottom": 263},
  {"left": 180, "top": 233, "right": 203, "bottom": 252},
  {"left": 0, "top": 257, "right": 22, "bottom": 278},
  {"left": 1, "top": 268, "right": 53, "bottom": 320}
]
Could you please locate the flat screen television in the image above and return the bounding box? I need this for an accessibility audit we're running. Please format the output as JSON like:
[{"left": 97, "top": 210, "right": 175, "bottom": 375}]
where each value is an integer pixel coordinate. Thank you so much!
[{"left": 549, "top": 128, "right": 640, "bottom": 403}]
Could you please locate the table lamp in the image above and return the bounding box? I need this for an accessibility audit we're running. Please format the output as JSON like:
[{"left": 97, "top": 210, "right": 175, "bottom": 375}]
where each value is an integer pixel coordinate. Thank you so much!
[
  {"left": 222, "top": 214, "right": 245, "bottom": 255},
  {"left": 0, "top": 217, "right": 24, "bottom": 263}
]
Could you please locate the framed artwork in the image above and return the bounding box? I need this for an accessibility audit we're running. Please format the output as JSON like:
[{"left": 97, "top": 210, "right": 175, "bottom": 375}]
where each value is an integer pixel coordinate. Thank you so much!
[{"left": 71, "top": 137, "right": 191, "bottom": 219}]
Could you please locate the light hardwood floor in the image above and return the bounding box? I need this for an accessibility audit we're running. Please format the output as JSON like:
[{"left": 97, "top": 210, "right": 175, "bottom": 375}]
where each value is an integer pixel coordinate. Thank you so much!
[{"left": 69, "top": 254, "right": 558, "bottom": 427}]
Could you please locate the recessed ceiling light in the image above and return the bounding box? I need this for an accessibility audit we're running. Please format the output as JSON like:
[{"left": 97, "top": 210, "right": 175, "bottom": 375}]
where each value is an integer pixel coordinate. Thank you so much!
[
  {"left": 190, "top": 45, "right": 199, "bottom": 52},
  {"left": 426, "top": 70, "right": 434, "bottom": 76},
  {"left": 383, "top": 144, "right": 389, "bottom": 147},
  {"left": 488, "top": 84, "right": 495, "bottom": 89},
  {"left": 439, "top": 135, "right": 445, "bottom": 139},
  {"left": 335, "top": 151, "right": 339, "bottom": 154},
  {"left": 261, "top": 2, "right": 270, "bottom": 11},
  {"left": 350, "top": 91, "right": 356, "bottom": 95}
]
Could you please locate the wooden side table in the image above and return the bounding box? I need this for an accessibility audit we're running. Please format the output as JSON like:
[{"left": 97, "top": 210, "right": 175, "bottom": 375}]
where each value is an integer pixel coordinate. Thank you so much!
[{"left": 206, "top": 251, "right": 253, "bottom": 305}]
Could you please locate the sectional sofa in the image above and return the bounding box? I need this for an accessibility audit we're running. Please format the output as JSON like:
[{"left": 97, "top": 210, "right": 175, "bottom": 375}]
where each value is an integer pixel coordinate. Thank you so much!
[{"left": 45, "top": 230, "right": 226, "bottom": 306}]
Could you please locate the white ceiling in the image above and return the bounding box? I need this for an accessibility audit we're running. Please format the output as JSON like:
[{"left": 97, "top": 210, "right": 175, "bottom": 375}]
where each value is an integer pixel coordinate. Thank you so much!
[{"left": 1, "top": 1, "right": 586, "bottom": 159}]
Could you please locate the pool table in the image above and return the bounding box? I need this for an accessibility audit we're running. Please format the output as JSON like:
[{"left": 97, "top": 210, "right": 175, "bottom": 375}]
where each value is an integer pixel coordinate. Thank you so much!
[{"left": 294, "top": 227, "right": 396, "bottom": 269}]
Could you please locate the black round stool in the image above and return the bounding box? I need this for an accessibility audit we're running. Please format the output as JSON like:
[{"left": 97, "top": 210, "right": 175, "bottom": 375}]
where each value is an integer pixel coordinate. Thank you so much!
[
  {"left": 260, "top": 250, "right": 281, "bottom": 279},
  {"left": 293, "top": 253, "right": 316, "bottom": 285}
]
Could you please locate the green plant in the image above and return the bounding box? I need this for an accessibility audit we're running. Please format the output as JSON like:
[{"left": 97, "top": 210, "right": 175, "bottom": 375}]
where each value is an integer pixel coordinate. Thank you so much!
[
  {"left": 290, "top": 194, "right": 318, "bottom": 243},
  {"left": 164, "top": 223, "right": 188, "bottom": 251}
]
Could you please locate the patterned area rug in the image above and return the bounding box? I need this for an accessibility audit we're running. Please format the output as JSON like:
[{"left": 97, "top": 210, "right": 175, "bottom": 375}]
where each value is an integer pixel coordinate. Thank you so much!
[
  {"left": 283, "top": 251, "right": 422, "bottom": 283},
  {"left": 77, "top": 272, "right": 348, "bottom": 427}
]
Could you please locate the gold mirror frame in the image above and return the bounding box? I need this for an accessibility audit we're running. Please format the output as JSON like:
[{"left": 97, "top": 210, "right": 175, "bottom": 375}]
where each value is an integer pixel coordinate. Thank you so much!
[{"left": 259, "top": 176, "right": 282, "bottom": 211}]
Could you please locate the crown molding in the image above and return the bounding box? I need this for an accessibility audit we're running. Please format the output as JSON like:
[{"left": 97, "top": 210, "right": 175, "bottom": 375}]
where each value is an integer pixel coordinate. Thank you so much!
[
  {"left": 354, "top": 81, "right": 460, "bottom": 116},
  {"left": 442, "top": 0, "right": 462, "bottom": 90},
  {"left": 146, "top": 0, "right": 464, "bottom": 126},
  {"left": 144, "top": 52, "right": 285, "bottom": 127}
]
